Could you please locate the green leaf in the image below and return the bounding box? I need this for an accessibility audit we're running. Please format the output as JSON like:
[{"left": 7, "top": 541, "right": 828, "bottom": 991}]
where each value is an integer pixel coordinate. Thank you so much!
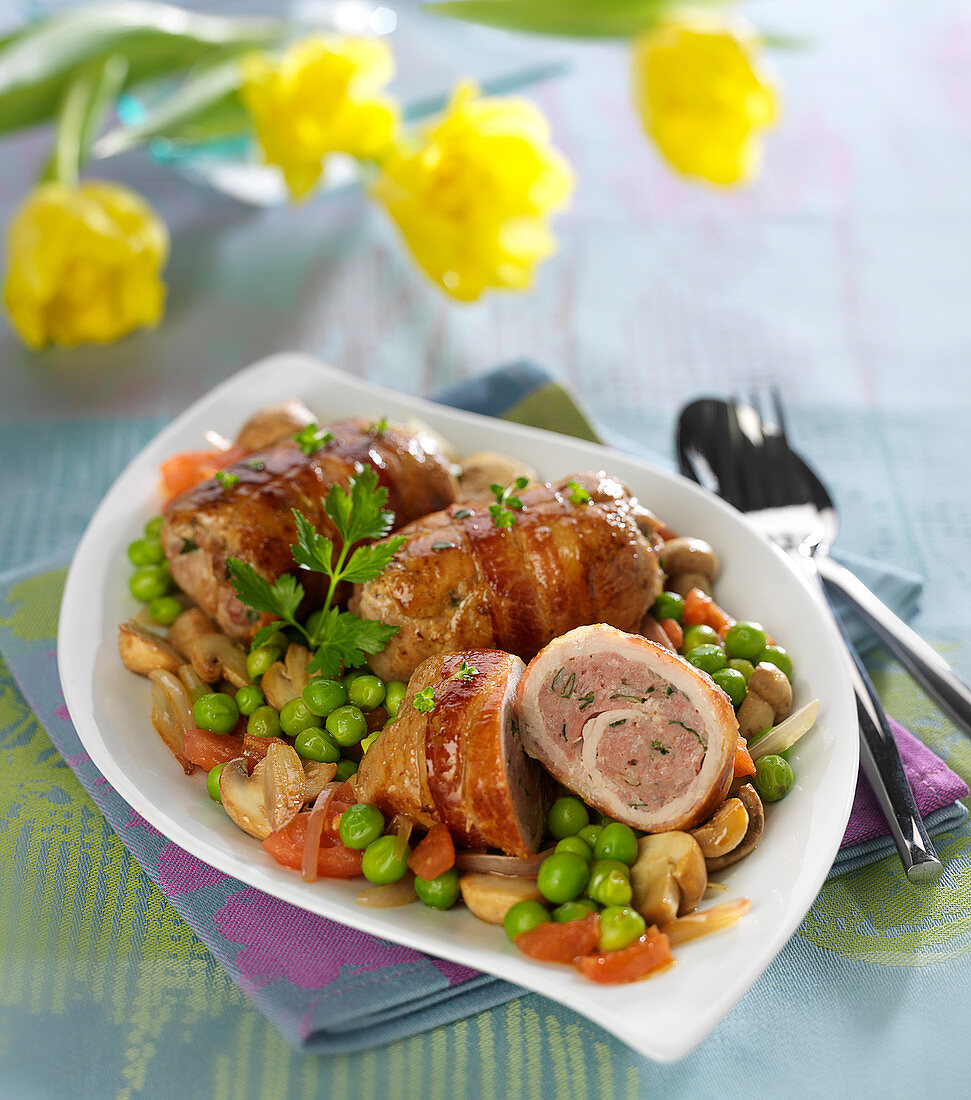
[
  {"left": 93, "top": 54, "right": 246, "bottom": 158},
  {"left": 324, "top": 467, "right": 396, "bottom": 546},
  {"left": 226, "top": 558, "right": 303, "bottom": 623},
  {"left": 307, "top": 610, "right": 400, "bottom": 679},
  {"left": 249, "top": 622, "right": 286, "bottom": 652},
  {"left": 290, "top": 509, "right": 336, "bottom": 576},
  {"left": 0, "top": 2, "right": 282, "bottom": 137},
  {"left": 413, "top": 686, "right": 436, "bottom": 713},
  {"left": 291, "top": 423, "right": 333, "bottom": 456},
  {"left": 339, "top": 537, "right": 406, "bottom": 585}
]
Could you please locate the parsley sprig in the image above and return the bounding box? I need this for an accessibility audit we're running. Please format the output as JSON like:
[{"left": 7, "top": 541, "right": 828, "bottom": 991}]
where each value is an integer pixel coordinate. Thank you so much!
[
  {"left": 227, "top": 466, "right": 405, "bottom": 678},
  {"left": 489, "top": 477, "right": 529, "bottom": 529},
  {"left": 292, "top": 423, "right": 334, "bottom": 456},
  {"left": 451, "top": 659, "right": 478, "bottom": 681}
]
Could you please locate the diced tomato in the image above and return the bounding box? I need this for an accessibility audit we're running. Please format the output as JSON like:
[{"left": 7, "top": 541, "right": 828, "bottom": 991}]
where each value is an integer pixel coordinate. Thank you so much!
[
  {"left": 659, "top": 618, "right": 683, "bottom": 649},
  {"left": 159, "top": 445, "right": 247, "bottom": 507},
  {"left": 262, "top": 812, "right": 364, "bottom": 878},
  {"left": 182, "top": 728, "right": 245, "bottom": 771},
  {"left": 733, "top": 736, "right": 757, "bottom": 778},
  {"left": 322, "top": 780, "right": 359, "bottom": 839},
  {"left": 408, "top": 823, "right": 455, "bottom": 880},
  {"left": 574, "top": 927, "right": 674, "bottom": 984},
  {"left": 515, "top": 914, "right": 601, "bottom": 963},
  {"left": 681, "top": 587, "right": 712, "bottom": 627}
]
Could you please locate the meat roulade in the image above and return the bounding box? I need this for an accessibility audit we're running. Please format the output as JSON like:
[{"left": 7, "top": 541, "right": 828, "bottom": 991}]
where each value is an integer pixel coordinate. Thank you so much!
[
  {"left": 162, "top": 418, "right": 458, "bottom": 640},
  {"left": 517, "top": 625, "right": 737, "bottom": 833},
  {"left": 354, "top": 650, "right": 549, "bottom": 857},
  {"left": 352, "top": 471, "right": 665, "bottom": 682}
]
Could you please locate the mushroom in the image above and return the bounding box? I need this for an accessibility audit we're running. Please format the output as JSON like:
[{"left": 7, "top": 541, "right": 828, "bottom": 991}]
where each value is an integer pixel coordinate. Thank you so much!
[
  {"left": 168, "top": 608, "right": 218, "bottom": 660},
  {"left": 630, "top": 832, "right": 708, "bottom": 926},
  {"left": 261, "top": 643, "right": 311, "bottom": 710},
  {"left": 148, "top": 669, "right": 194, "bottom": 773},
  {"left": 262, "top": 741, "right": 307, "bottom": 832},
  {"left": 705, "top": 784, "right": 764, "bottom": 871},
  {"left": 118, "top": 620, "right": 183, "bottom": 676},
  {"left": 737, "top": 662, "right": 793, "bottom": 740},
  {"left": 219, "top": 758, "right": 272, "bottom": 839},
  {"left": 661, "top": 537, "right": 719, "bottom": 596},
  {"left": 690, "top": 798, "right": 750, "bottom": 859},
  {"left": 235, "top": 399, "right": 316, "bottom": 452},
  {"left": 459, "top": 872, "right": 544, "bottom": 925},
  {"left": 456, "top": 452, "right": 538, "bottom": 503},
  {"left": 303, "top": 760, "right": 339, "bottom": 802},
  {"left": 189, "top": 633, "right": 250, "bottom": 688}
]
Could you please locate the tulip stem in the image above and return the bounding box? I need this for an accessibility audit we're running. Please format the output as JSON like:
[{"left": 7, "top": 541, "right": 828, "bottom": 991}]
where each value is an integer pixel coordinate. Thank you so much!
[{"left": 41, "top": 54, "right": 129, "bottom": 185}]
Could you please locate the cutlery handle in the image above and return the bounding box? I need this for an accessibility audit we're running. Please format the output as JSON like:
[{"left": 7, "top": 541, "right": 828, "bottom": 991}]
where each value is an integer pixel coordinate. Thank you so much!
[{"left": 818, "top": 554, "right": 971, "bottom": 738}]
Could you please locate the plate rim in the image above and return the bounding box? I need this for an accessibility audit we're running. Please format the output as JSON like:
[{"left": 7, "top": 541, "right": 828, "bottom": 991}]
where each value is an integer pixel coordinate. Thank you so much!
[{"left": 57, "top": 352, "right": 859, "bottom": 1062}]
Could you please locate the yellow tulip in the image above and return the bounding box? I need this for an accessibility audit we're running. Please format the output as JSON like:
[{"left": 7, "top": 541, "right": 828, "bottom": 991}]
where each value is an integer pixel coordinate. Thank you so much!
[
  {"left": 632, "top": 19, "right": 779, "bottom": 186},
  {"left": 241, "top": 35, "right": 398, "bottom": 201},
  {"left": 3, "top": 181, "right": 168, "bottom": 349},
  {"left": 372, "top": 82, "right": 573, "bottom": 301}
]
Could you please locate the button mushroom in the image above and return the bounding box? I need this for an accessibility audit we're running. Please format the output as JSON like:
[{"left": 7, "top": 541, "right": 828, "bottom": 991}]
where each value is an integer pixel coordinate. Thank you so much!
[
  {"left": 235, "top": 399, "right": 316, "bottom": 452},
  {"left": 118, "top": 621, "right": 183, "bottom": 676},
  {"left": 630, "top": 832, "right": 708, "bottom": 926},
  {"left": 219, "top": 758, "right": 272, "bottom": 839},
  {"left": 705, "top": 784, "right": 764, "bottom": 871},
  {"left": 459, "top": 872, "right": 544, "bottom": 925},
  {"left": 189, "top": 632, "right": 251, "bottom": 687},
  {"left": 737, "top": 662, "right": 793, "bottom": 740},
  {"left": 167, "top": 608, "right": 218, "bottom": 660},
  {"left": 456, "top": 452, "right": 538, "bottom": 504},
  {"left": 689, "top": 798, "right": 750, "bottom": 859},
  {"left": 262, "top": 741, "right": 308, "bottom": 832},
  {"left": 661, "top": 537, "right": 719, "bottom": 597},
  {"left": 148, "top": 669, "right": 194, "bottom": 772},
  {"left": 261, "top": 644, "right": 311, "bottom": 710}
]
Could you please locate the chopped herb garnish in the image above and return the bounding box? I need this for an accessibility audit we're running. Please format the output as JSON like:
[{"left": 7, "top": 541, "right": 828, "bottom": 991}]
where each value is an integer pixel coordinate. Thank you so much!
[
  {"left": 214, "top": 471, "right": 239, "bottom": 490},
  {"left": 453, "top": 508, "right": 472, "bottom": 519},
  {"left": 609, "top": 690, "right": 647, "bottom": 703},
  {"left": 552, "top": 671, "right": 576, "bottom": 698},
  {"left": 578, "top": 691, "right": 595, "bottom": 711},
  {"left": 414, "top": 686, "right": 436, "bottom": 713},
  {"left": 367, "top": 417, "right": 389, "bottom": 436},
  {"left": 292, "top": 423, "right": 334, "bottom": 456},
  {"left": 245, "top": 458, "right": 266, "bottom": 471},
  {"left": 561, "top": 722, "right": 568, "bottom": 740},
  {"left": 666, "top": 685, "right": 677, "bottom": 696},
  {"left": 227, "top": 466, "right": 403, "bottom": 679},
  {"left": 608, "top": 718, "right": 627, "bottom": 728},
  {"left": 651, "top": 740, "right": 670, "bottom": 755},
  {"left": 488, "top": 477, "right": 529, "bottom": 529},
  {"left": 565, "top": 479, "right": 592, "bottom": 506},
  {"left": 451, "top": 659, "right": 478, "bottom": 681},
  {"left": 432, "top": 541, "right": 456, "bottom": 551},
  {"left": 179, "top": 538, "right": 199, "bottom": 554}
]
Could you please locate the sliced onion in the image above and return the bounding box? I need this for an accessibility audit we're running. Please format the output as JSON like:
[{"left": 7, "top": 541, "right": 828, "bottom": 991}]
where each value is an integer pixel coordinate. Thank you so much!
[
  {"left": 389, "top": 814, "right": 415, "bottom": 864},
  {"left": 302, "top": 782, "right": 340, "bottom": 883},
  {"left": 357, "top": 875, "right": 417, "bottom": 908},
  {"left": 148, "top": 669, "right": 194, "bottom": 772},
  {"left": 749, "top": 699, "right": 820, "bottom": 761},
  {"left": 661, "top": 897, "right": 751, "bottom": 946},
  {"left": 454, "top": 848, "right": 554, "bottom": 877},
  {"left": 177, "top": 663, "right": 209, "bottom": 704},
  {"left": 263, "top": 742, "right": 305, "bottom": 833}
]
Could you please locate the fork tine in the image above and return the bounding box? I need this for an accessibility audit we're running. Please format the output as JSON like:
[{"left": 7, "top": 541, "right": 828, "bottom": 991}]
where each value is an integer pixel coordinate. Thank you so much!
[
  {"left": 766, "top": 388, "right": 814, "bottom": 506},
  {"left": 727, "top": 397, "right": 759, "bottom": 511}
]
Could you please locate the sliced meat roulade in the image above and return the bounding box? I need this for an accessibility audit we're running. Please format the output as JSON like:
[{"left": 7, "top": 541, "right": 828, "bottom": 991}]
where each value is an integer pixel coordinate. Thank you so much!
[
  {"left": 354, "top": 650, "right": 549, "bottom": 857},
  {"left": 517, "top": 625, "right": 737, "bottom": 833},
  {"left": 351, "top": 471, "right": 665, "bottom": 681}
]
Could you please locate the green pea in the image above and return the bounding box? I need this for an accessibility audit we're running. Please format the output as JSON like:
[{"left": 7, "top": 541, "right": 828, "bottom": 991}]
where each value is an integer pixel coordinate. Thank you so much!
[
  {"left": 129, "top": 565, "right": 172, "bottom": 602},
  {"left": 547, "top": 796, "right": 589, "bottom": 839},
  {"left": 262, "top": 631, "right": 289, "bottom": 652},
  {"left": 552, "top": 899, "right": 600, "bottom": 923},
  {"left": 294, "top": 727, "right": 340, "bottom": 764},
  {"left": 681, "top": 623, "right": 720, "bottom": 653},
  {"left": 537, "top": 852, "right": 590, "bottom": 905},
  {"left": 555, "top": 836, "right": 593, "bottom": 861},
  {"left": 414, "top": 868, "right": 461, "bottom": 910},
  {"left": 712, "top": 667, "right": 748, "bottom": 708},
  {"left": 593, "top": 822, "right": 639, "bottom": 865},
  {"left": 339, "top": 803, "right": 385, "bottom": 849},
  {"left": 724, "top": 621, "right": 768, "bottom": 661},
  {"left": 148, "top": 595, "right": 182, "bottom": 625},
  {"left": 384, "top": 681, "right": 407, "bottom": 718},
  {"left": 144, "top": 515, "right": 164, "bottom": 539},
  {"left": 192, "top": 692, "right": 239, "bottom": 735},
  {"left": 342, "top": 669, "right": 368, "bottom": 689},
  {"left": 760, "top": 645, "right": 794, "bottom": 681},
  {"left": 206, "top": 763, "right": 225, "bottom": 803},
  {"left": 247, "top": 705, "right": 281, "bottom": 739},
  {"left": 280, "top": 698, "right": 318, "bottom": 736},
  {"left": 303, "top": 678, "right": 348, "bottom": 718},
  {"left": 754, "top": 754, "right": 794, "bottom": 802},
  {"left": 347, "top": 675, "right": 386, "bottom": 711},
  {"left": 504, "top": 899, "right": 550, "bottom": 942},
  {"left": 334, "top": 758, "right": 359, "bottom": 782},
  {"left": 304, "top": 609, "right": 324, "bottom": 639},
  {"left": 651, "top": 591, "right": 685, "bottom": 623},
  {"left": 246, "top": 646, "right": 281, "bottom": 681},
  {"left": 361, "top": 834, "right": 410, "bottom": 884},
  {"left": 586, "top": 860, "right": 632, "bottom": 907},
  {"left": 577, "top": 824, "right": 604, "bottom": 850},
  {"left": 727, "top": 658, "right": 755, "bottom": 683},
  {"left": 127, "top": 537, "right": 165, "bottom": 566},
  {"left": 325, "top": 705, "right": 368, "bottom": 748},
  {"left": 234, "top": 685, "right": 265, "bottom": 717},
  {"left": 598, "top": 906, "right": 646, "bottom": 952},
  {"left": 686, "top": 643, "right": 728, "bottom": 675}
]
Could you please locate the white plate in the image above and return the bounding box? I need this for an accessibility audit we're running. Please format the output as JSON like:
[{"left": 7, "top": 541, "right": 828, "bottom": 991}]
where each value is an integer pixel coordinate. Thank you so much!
[{"left": 58, "top": 353, "right": 857, "bottom": 1062}]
